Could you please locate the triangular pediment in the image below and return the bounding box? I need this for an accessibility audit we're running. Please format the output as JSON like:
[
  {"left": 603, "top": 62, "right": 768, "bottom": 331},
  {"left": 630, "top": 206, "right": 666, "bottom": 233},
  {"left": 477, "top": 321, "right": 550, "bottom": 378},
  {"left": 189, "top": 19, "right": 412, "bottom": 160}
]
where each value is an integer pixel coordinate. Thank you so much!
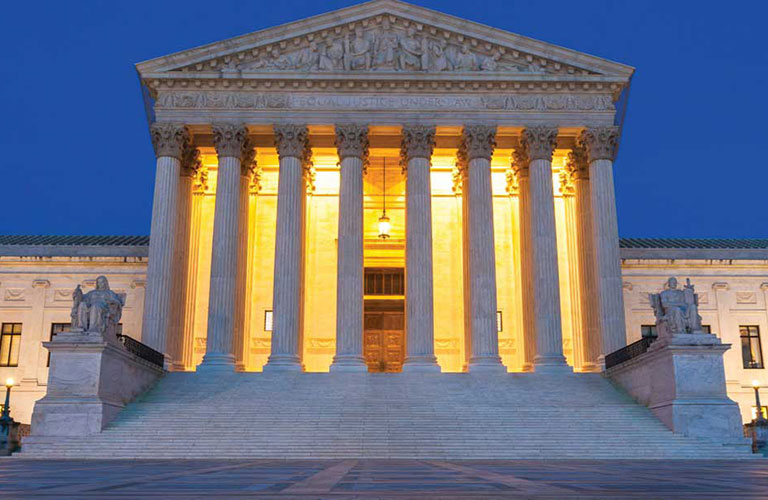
[{"left": 137, "top": 0, "right": 633, "bottom": 81}]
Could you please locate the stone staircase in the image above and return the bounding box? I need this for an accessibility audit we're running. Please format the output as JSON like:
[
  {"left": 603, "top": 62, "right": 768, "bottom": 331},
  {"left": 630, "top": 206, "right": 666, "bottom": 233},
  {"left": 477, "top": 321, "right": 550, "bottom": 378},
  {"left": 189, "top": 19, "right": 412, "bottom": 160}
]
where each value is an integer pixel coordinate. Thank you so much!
[{"left": 21, "top": 372, "right": 753, "bottom": 459}]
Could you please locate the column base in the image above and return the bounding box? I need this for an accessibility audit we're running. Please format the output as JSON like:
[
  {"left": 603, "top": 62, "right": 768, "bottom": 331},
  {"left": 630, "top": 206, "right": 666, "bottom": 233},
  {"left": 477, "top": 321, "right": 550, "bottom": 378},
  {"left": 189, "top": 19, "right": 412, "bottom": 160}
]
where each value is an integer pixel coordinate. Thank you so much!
[
  {"left": 533, "top": 354, "right": 572, "bottom": 374},
  {"left": 330, "top": 355, "right": 368, "bottom": 373},
  {"left": 263, "top": 354, "right": 304, "bottom": 372},
  {"left": 197, "top": 353, "right": 236, "bottom": 373},
  {"left": 402, "top": 356, "right": 441, "bottom": 373},
  {"left": 468, "top": 356, "right": 507, "bottom": 373}
]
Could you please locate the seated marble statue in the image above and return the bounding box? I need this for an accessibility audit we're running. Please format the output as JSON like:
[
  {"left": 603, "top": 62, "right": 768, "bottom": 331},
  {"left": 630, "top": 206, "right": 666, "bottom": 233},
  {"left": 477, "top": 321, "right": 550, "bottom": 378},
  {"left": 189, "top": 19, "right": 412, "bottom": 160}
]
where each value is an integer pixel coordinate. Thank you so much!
[
  {"left": 70, "top": 276, "right": 124, "bottom": 339},
  {"left": 649, "top": 277, "right": 704, "bottom": 337}
]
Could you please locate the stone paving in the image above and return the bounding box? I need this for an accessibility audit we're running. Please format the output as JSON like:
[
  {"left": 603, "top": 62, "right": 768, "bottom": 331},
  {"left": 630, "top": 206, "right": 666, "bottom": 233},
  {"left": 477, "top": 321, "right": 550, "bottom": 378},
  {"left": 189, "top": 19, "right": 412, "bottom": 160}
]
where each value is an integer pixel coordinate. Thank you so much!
[{"left": 1, "top": 459, "right": 766, "bottom": 498}]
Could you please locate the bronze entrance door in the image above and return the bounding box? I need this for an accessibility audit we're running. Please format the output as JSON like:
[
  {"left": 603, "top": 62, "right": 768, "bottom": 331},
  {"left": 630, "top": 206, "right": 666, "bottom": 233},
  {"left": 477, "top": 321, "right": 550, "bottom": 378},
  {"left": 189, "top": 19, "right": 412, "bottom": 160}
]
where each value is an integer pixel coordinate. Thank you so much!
[{"left": 363, "top": 300, "right": 405, "bottom": 373}]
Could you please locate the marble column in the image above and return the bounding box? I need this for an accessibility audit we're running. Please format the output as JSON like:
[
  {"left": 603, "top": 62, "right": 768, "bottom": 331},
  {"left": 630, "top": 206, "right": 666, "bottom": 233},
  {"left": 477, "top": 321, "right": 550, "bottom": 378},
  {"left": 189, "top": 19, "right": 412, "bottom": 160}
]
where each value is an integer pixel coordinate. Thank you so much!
[
  {"left": 511, "top": 154, "right": 536, "bottom": 371},
  {"left": 578, "top": 127, "right": 627, "bottom": 360},
  {"left": 459, "top": 125, "right": 505, "bottom": 372},
  {"left": 141, "top": 122, "right": 190, "bottom": 355},
  {"left": 401, "top": 125, "right": 441, "bottom": 372},
  {"left": 180, "top": 168, "right": 207, "bottom": 369},
  {"left": 169, "top": 145, "right": 200, "bottom": 371},
  {"left": 330, "top": 124, "right": 369, "bottom": 372},
  {"left": 199, "top": 123, "right": 253, "bottom": 371},
  {"left": 568, "top": 147, "right": 601, "bottom": 371},
  {"left": 520, "top": 126, "right": 570, "bottom": 372},
  {"left": 233, "top": 157, "right": 256, "bottom": 371},
  {"left": 264, "top": 124, "right": 310, "bottom": 372}
]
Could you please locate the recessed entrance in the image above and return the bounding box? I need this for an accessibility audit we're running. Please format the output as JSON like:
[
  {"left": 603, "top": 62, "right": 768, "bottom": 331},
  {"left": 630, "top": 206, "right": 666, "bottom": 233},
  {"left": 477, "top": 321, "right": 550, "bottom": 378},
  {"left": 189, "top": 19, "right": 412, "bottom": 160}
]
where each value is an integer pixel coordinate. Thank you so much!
[{"left": 363, "top": 299, "right": 405, "bottom": 373}]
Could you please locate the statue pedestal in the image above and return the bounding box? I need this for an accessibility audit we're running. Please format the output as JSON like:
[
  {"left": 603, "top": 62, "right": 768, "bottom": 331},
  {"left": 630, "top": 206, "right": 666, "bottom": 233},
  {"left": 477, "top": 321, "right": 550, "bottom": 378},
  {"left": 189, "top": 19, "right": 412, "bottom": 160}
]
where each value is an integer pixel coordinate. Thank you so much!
[
  {"left": 607, "top": 333, "right": 749, "bottom": 449},
  {"left": 24, "top": 331, "right": 163, "bottom": 445}
]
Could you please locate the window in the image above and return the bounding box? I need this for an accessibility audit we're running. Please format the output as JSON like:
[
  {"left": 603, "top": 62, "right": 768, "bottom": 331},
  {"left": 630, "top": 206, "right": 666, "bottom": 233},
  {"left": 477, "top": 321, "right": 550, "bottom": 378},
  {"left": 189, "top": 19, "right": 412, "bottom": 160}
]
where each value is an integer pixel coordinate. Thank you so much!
[
  {"left": 641, "top": 325, "right": 657, "bottom": 339},
  {"left": 702, "top": 325, "right": 711, "bottom": 334},
  {"left": 740, "top": 326, "right": 764, "bottom": 369},
  {"left": 48, "top": 323, "right": 71, "bottom": 366},
  {"left": 0, "top": 323, "right": 22, "bottom": 367},
  {"left": 496, "top": 311, "right": 503, "bottom": 333},
  {"left": 264, "top": 310, "right": 273, "bottom": 332},
  {"left": 364, "top": 268, "right": 405, "bottom": 296}
]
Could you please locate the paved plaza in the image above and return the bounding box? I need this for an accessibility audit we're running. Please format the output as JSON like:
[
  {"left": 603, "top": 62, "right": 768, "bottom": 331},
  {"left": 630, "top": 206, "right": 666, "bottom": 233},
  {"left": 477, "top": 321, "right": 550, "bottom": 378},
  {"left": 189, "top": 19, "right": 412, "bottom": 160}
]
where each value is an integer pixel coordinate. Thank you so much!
[{"left": 0, "top": 459, "right": 766, "bottom": 498}]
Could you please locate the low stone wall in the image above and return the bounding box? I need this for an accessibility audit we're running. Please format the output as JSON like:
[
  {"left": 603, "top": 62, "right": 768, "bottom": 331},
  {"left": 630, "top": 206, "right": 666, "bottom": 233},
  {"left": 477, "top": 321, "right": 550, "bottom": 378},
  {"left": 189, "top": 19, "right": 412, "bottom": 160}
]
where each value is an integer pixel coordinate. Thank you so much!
[
  {"left": 24, "top": 331, "right": 163, "bottom": 444},
  {"left": 606, "top": 333, "right": 749, "bottom": 449}
]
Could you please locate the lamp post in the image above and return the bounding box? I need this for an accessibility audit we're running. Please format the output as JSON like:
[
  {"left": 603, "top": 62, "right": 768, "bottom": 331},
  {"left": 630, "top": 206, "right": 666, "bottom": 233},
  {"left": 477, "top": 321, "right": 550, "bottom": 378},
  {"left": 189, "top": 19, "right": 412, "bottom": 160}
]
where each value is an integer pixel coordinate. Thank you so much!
[
  {"left": 0, "top": 378, "right": 12, "bottom": 422},
  {"left": 753, "top": 380, "right": 766, "bottom": 423}
]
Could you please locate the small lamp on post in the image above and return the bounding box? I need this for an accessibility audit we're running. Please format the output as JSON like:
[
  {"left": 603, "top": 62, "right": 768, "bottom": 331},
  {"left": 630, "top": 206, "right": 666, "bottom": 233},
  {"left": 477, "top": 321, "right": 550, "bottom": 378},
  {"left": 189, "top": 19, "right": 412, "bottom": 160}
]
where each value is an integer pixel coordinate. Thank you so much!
[
  {"left": 1, "top": 378, "right": 12, "bottom": 421},
  {"left": 0, "top": 377, "right": 19, "bottom": 455},
  {"left": 753, "top": 380, "right": 766, "bottom": 423}
]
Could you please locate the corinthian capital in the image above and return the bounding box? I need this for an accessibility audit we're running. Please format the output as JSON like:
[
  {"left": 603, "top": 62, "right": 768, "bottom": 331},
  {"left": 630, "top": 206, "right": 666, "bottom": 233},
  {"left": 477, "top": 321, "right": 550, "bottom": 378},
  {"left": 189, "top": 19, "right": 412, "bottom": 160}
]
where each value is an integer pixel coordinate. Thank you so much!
[
  {"left": 400, "top": 125, "right": 436, "bottom": 165},
  {"left": 274, "top": 124, "right": 309, "bottom": 160},
  {"left": 150, "top": 122, "right": 190, "bottom": 160},
  {"left": 566, "top": 144, "right": 589, "bottom": 180},
  {"left": 212, "top": 123, "right": 253, "bottom": 164},
  {"left": 461, "top": 125, "right": 497, "bottom": 162},
  {"left": 334, "top": 124, "right": 369, "bottom": 162},
  {"left": 180, "top": 144, "right": 201, "bottom": 177},
  {"left": 520, "top": 126, "right": 558, "bottom": 162},
  {"left": 577, "top": 127, "right": 620, "bottom": 162}
]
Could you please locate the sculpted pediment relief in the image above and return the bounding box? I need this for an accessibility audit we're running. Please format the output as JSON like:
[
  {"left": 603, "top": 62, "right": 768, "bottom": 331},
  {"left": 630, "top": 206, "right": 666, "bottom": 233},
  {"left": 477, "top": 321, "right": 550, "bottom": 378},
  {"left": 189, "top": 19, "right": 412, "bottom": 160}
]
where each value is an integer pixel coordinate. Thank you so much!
[
  {"left": 186, "top": 18, "right": 573, "bottom": 76},
  {"left": 138, "top": 1, "right": 634, "bottom": 81}
]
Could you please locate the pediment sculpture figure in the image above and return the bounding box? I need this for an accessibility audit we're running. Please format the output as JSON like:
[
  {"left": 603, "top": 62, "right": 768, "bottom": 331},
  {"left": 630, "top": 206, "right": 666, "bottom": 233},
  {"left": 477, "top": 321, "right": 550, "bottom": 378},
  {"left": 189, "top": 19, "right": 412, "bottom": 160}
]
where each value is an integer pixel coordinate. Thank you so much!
[
  {"left": 649, "top": 277, "right": 704, "bottom": 337},
  {"left": 234, "top": 23, "right": 553, "bottom": 74},
  {"left": 70, "top": 276, "right": 124, "bottom": 340}
]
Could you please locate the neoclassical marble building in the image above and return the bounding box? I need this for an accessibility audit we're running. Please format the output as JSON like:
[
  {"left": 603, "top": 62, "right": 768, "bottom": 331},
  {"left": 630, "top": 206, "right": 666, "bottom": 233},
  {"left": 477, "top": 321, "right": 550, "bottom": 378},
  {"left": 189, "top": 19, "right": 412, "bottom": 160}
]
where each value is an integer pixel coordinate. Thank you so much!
[{"left": 1, "top": 1, "right": 766, "bottom": 433}]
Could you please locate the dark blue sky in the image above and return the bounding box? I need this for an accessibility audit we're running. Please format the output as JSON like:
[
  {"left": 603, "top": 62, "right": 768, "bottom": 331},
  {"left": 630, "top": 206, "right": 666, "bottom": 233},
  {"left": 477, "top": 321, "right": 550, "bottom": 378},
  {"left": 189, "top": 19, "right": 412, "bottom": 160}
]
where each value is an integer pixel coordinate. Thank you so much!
[{"left": 1, "top": 1, "right": 766, "bottom": 238}]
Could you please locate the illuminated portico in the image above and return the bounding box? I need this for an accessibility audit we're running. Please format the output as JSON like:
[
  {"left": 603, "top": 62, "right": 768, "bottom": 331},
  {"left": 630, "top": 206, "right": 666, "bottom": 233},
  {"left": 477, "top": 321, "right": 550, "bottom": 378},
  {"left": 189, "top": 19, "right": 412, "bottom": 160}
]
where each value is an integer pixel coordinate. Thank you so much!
[{"left": 136, "top": 0, "right": 634, "bottom": 374}]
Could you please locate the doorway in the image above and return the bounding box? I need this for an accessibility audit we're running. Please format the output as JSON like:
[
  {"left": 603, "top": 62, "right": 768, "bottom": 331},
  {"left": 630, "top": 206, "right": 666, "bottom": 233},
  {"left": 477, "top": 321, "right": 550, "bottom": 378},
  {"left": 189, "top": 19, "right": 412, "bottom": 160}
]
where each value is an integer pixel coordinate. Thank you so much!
[{"left": 363, "top": 299, "right": 405, "bottom": 373}]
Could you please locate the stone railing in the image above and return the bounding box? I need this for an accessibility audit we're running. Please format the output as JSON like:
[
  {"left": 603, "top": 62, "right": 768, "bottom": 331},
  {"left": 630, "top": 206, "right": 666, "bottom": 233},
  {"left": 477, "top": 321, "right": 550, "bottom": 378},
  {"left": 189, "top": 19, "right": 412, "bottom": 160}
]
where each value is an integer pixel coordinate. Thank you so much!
[
  {"left": 606, "top": 332, "right": 750, "bottom": 451},
  {"left": 22, "top": 329, "right": 164, "bottom": 450}
]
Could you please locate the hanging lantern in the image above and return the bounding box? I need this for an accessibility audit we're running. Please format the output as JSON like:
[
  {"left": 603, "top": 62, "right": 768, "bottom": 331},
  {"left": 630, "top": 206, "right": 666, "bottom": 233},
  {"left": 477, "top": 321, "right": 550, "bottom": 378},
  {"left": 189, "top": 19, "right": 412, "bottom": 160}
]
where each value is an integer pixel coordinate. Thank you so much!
[{"left": 378, "top": 158, "right": 391, "bottom": 240}]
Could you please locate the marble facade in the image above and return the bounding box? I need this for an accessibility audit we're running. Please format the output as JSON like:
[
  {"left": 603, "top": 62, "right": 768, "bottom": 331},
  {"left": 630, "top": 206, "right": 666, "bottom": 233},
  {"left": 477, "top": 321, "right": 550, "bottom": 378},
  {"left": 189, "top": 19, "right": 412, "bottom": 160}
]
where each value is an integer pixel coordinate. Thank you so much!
[{"left": 0, "top": 1, "right": 766, "bottom": 431}]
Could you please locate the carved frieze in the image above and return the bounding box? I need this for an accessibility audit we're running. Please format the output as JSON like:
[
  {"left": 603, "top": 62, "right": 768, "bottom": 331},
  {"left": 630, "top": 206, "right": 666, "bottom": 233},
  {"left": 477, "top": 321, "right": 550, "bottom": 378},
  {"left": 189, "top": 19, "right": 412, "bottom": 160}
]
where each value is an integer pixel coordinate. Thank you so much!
[
  {"left": 156, "top": 91, "right": 615, "bottom": 113},
  {"left": 150, "top": 122, "right": 190, "bottom": 160},
  {"left": 173, "top": 16, "right": 593, "bottom": 76},
  {"left": 4, "top": 288, "right": 25, "bottom": 302}
]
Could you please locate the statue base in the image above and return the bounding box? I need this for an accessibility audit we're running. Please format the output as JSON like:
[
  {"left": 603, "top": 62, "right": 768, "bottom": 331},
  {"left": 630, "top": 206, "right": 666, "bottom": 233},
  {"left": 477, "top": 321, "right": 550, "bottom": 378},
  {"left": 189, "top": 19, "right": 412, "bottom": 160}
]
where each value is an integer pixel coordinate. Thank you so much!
[
  {"left": 607, "top": 333, "right": 750, "bottom": 450},
  {"left": 23, "top": 331, "right": 163, "bottom": 451}
]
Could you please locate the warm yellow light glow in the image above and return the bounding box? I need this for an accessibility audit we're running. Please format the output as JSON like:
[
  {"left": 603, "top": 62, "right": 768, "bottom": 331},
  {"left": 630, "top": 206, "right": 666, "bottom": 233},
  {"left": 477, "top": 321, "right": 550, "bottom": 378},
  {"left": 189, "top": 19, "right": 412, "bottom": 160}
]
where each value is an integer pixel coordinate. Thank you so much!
[
  {"left": 753, "top": 379, "right": 761, "bottom": 389},
  {"left": 378, "top": 213, "right": 391, "bottom": 240},
  {"left": 5, "top": 378, "right": 13, "bottom": 388}
]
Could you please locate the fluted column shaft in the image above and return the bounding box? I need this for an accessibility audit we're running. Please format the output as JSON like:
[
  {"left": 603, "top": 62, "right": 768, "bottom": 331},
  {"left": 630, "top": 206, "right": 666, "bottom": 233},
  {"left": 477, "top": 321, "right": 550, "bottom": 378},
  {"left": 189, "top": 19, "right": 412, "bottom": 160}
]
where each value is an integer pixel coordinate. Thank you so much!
[
  {"left": 141, "top": 123, "right": 190, "bottom": 356},
  {"left": 521, "top": 127, "right": 570, "bottom": 372},
  {"left": 265, "top": 125, "right": 310, "bottom": 372},
  {"left": 569, "top": 150, "right": 601, "bottom": 371},
  {"left": 181, "top": 171, "right": 206, "bottom": 369},
  {"left": 401, "top": 126, "right": 440, "bottom": 372},
  {"left": 460, "top": 126, "right": 505, "bottom": 372},
  {"left": 200, "top": 123, "right": 252, "bottom": 371},
  {"left": 515, "top": 165, "right": 536, "bottom": 371},
  {"left": 169, "top": 151, "right": 198, "bottom": 370},
  {"left": 233, "top": 165, "right": 252, "bottom": 371},
  {"left": 579, "top": 127, "right": 626, "bottom": 360},
  {"left": 331, "top": 125, "right": 368, "bottom": 372}
]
